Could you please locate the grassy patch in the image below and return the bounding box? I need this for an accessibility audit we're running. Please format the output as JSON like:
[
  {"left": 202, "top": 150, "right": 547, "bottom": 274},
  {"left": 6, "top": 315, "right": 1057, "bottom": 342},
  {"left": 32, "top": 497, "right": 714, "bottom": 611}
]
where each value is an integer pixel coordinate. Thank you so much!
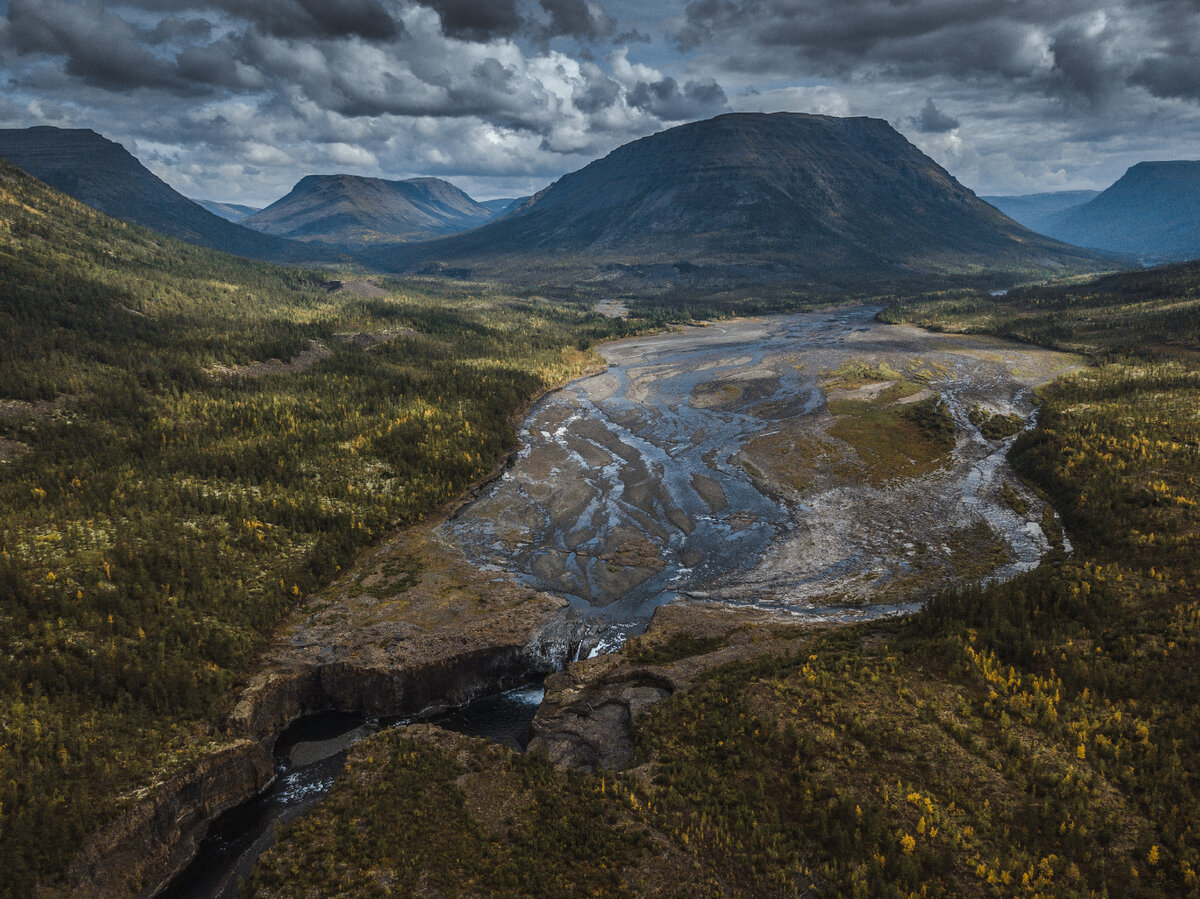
[
  {"left": 970, "top": 404, "right": 1025, "bottom": 440},
  {"left": 827, "top": 394, "right": 955, "bottom": 485},
  {"left": 821, "top": 358, "right": 904, "bottom": 388}
]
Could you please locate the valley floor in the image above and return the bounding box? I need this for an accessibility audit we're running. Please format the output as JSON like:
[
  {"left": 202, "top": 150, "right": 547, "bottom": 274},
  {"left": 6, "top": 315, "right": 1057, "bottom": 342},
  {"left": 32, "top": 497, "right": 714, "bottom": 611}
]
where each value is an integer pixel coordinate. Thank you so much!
[{"left": 248, "top": 278, "right": 1200, "bottom": 897}]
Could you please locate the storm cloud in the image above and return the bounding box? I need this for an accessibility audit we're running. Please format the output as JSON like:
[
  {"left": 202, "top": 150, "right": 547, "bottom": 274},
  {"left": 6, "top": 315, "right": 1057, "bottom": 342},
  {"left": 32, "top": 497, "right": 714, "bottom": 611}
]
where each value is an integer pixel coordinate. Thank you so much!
[
  {"left": 911, "top": 99, "right": 959, "bottom": 134},
  {"left": 1, "top": 0, "right": 1199, "bottom": 205}
]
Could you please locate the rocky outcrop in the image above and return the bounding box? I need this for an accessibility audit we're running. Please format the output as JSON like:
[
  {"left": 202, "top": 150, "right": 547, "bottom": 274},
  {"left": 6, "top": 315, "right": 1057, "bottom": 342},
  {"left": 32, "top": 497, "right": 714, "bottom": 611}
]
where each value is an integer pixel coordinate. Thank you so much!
[
  {"left": 48, "top": 740, "right": 273, "bottom": 899},
  {"left": 528, "top": 602, "right": 822, "bottom": 771},
  {"left": 52, "top": 523, "right": 588, "bottom": 897}
]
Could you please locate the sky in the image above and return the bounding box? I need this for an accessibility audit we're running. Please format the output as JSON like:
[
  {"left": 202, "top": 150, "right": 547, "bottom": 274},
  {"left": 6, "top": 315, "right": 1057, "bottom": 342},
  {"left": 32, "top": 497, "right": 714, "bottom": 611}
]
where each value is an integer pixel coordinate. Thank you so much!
[{"left": 1, "top": 0, "right": 1198, "bottom": 206}]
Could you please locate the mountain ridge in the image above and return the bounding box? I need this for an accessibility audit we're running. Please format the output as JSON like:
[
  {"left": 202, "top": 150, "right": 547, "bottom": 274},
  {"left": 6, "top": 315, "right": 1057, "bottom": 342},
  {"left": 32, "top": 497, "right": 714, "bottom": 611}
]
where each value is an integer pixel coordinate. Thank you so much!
[
  {"left": 0, "top": 126, "right": 341, "bottom": 265},
  {"left": 981, "top": 190, "right": 1101, "bottom": 233},
  {"left": 242, "top": 173, "right": 494, "bottom": 247},
  {"left": 1038, "top": 161, "right": 1200, "bottom": 261},
  {"left": 369, "top": 112, "right": 1109, "bottom": 291}
]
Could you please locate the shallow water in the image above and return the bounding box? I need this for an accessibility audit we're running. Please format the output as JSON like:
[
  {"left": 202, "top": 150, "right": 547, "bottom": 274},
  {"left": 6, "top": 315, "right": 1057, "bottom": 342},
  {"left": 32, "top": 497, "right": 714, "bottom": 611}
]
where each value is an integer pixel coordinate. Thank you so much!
[
  {"left": 162, "top": 684, "right": 545, "bottom": 899},
  {"left": 445, "top": 306, "right": 1074, "bottom": 645}
]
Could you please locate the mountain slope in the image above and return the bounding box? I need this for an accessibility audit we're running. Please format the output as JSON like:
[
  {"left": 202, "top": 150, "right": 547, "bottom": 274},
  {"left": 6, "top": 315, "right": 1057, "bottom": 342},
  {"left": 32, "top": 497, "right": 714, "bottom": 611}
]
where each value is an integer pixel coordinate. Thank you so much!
[
  {"left": 242, "top": 174, "right": 493, "bottom": 246},
  {"left": 981, "top": 190, "right": 1100, "bottom": 233},
  {"left": 370, "top": 113, "right": 1108, "bottom": 291},
  {"left": 480, "top": 197, "right": 526, "bottom": 218},
  {"left": 1038, "top": 162, "right": 1200, "bottom": 261},
  {"left": 0, "top": 126, "right": 339, "bottom": 264},
  {"left": 193, "top": 199, "right": 261, "bottom": 223}
]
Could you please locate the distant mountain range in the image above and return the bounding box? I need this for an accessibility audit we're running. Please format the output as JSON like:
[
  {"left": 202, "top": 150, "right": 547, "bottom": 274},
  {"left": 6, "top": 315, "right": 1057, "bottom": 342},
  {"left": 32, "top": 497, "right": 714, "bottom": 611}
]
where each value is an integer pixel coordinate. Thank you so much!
[
  {"left": 1038, "top": 163, "right": 1200, "bottom": 261},
  {"left": 479, "top": 197, "right": 527, "bottom": 217},
  {"left": 367, "top": 112, "right": 1107, "bottom": 291},
  {"left": 1, "top": 117, "right": 1131, "bottom": 291},
  {"left": 193, "top": 199, "right": 261, "bottom": 223},
  {"left": 981, "top": 191, "right": 1101, "bottom": 233},
  {"left": 0, "top": 127, "right": 341, "bottom": 265},
  {"left": 242, "top": 174, "right": 495, "bottom": 247},
  {"left": 984, "top": 163, "right": 1200, "bottom": 262}
]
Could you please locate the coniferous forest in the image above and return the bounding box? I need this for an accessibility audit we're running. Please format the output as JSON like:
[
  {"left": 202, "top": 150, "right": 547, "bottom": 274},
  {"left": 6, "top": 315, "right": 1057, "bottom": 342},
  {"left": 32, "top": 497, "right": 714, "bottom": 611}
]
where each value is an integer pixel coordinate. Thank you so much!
[
  {"left": 246, "top": 269, "right": 1200, "bottom": 896},
  {"left": 0, "top": 160, "right": 652, "bottom": 893}
]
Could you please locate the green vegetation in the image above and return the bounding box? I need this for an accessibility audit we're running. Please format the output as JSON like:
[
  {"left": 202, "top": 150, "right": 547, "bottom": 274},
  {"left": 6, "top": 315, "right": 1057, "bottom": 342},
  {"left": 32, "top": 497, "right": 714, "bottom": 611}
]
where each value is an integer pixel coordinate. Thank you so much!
[
  {"left": 0, "top": 162, "right": 656, "bottom": 893},
  {"left": 248, "top": 730, "right": 680, "bottom": 897},
  {"left": 970, "top": 404, "right": 1025, "bottom": 440},
  {"left": 251, "top": 262, "right": 1200, "bottom": 896},
  {"left": 633, "top": 633, "right": 725, "bottom": 666},
  {"left": 827, "top": 391, "right": 956, "bottom": 485}
]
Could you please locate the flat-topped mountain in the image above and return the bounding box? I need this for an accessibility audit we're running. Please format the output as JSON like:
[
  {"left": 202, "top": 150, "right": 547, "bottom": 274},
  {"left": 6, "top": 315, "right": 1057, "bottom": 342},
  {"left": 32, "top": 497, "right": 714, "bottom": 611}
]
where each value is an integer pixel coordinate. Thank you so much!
[
  {"left": 372, "top": 112, "right": 1107, "bottom": 291},
  {"left": 981, "top": 190, "right": 1101, "bottom": 233},
  {"left": 1037, "top": 162, "right": 1200, "bottom": 261},
  {"left": 242, "top": 174, "right": 493, "bottom": 246},
  {"left": 0, "top": 126, "right": 339, "bottom": 265}
]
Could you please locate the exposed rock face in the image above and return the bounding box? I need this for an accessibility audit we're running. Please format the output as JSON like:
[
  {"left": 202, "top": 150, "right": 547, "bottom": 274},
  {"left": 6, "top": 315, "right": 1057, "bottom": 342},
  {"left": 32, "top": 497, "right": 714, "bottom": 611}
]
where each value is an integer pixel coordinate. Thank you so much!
[
  {"left": 0, "top": 126, "right": 338, "bottom": 264},
  {"left": 1037, "top": 161, "right": 1200, "bottom": 261},
  {"left": 528, "top": 602, "right": 822, "bottom": 771},
  {"left": 242, "top": 174, "right": 493, "bottom": 247},
  {"left": 51, "top": 741, "right": 273, "bottom": 899},
  {"left": 52, "top": 525, "right": 586, "bottom": 897},
  {"left": 374, "top": 112, "right": 1107, "bottom": 289}
]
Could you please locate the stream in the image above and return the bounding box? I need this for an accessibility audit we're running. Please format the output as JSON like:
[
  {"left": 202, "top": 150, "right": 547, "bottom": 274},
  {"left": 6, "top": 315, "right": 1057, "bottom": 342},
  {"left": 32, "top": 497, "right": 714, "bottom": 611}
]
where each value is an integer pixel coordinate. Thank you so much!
[
  {"left": 445, "top": 305, "right": 1076, "bottom": 647},
  {"left": 161, "top": 684, "right": 545, "bottom": 899}
]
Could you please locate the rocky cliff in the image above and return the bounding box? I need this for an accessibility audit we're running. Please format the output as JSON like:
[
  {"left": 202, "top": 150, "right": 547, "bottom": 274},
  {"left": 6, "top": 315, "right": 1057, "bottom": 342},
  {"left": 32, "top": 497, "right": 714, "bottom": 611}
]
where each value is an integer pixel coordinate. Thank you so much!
[
  {"left": 48, "top": 525, "right": 587, "bottom": 897},
  {"left": 528, "top": 602, "right": 824, "bottom": 770}
]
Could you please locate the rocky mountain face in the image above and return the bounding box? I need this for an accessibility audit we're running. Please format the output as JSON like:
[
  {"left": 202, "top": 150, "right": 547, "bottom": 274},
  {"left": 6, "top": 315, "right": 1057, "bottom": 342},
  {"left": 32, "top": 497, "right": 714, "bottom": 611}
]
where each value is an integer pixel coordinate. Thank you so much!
[
  {"left": 242, "top": 174, "right": 494, "bottom": 246},
  {"left": 370, "top": 112, "right": 1107, "bottom": 291},
  {"left": 981, "top": 190, "right": 1101, "bottom": 234},
  {"left": 1036, "top": 162, "right": 1200, "bottom": 261},
  {"left": 0, "top": 126, "right": 339, "bottom": 265}
]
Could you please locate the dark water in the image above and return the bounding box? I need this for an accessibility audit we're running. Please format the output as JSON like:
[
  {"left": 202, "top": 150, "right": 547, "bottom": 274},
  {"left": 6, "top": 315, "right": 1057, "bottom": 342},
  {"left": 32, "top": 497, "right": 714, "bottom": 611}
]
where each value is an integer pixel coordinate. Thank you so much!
[{"left": 161, "top": 683, "right": 545, "bottom": 899}]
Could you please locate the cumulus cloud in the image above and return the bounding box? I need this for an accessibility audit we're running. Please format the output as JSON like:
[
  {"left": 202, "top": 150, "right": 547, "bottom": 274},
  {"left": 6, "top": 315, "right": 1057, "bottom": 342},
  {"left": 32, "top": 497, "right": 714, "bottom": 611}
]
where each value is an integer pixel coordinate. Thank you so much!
[
  {"left": 538, "top": 0, "right": 616, "bottom": 41},
  {"left": 419, "top": 0, "right": 523, "bottom": 41},
  {"left": 7, "top": 0, "right": 191, "bottom": 92}
]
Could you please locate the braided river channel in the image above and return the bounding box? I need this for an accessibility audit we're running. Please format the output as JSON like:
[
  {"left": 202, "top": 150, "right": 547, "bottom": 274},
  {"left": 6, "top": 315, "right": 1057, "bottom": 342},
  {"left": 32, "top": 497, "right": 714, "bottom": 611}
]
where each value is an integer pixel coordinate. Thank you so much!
[
  {"left": 445, "top": 305, "right": 1076, "bottom": 650},
  {"left": 168, "top": 305, "right": 1077, "bottom": 896}
]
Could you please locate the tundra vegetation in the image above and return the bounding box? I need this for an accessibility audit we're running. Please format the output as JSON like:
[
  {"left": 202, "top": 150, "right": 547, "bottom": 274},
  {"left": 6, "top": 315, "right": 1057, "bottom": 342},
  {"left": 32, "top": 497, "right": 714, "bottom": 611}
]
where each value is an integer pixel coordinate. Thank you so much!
[{"left": 250, "top": 266, "right": 1200, "bottom": 897}]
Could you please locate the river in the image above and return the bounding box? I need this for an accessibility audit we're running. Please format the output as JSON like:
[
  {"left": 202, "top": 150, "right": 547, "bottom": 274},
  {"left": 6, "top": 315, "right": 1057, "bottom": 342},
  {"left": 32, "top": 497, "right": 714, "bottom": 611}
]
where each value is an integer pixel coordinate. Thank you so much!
[{"left": 165, "top": 306, "right": 1076, "bottom": 895}]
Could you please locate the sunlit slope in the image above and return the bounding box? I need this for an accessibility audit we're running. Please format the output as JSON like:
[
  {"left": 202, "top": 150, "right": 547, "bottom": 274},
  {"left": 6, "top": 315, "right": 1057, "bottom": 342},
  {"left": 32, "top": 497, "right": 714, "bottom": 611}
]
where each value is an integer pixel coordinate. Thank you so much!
[
  {"left": 243, "top": 174, "right": 494, "bottom": 246},
  {"left": 0, "top": 126, "right": 342, "bottom": 265},
  {"left": 0, "top": 160, "right": 627, "bottom": 895}
]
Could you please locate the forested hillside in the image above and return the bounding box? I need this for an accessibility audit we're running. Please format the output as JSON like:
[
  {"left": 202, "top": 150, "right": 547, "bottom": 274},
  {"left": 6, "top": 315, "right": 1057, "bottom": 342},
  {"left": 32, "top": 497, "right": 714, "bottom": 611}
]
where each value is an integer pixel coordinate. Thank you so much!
[
  {"left": 0, "top": 160, "right": 643, "bottom": 894},
  {"left": 251, "top": 265, "right": 1200, "bottom": 897}
]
